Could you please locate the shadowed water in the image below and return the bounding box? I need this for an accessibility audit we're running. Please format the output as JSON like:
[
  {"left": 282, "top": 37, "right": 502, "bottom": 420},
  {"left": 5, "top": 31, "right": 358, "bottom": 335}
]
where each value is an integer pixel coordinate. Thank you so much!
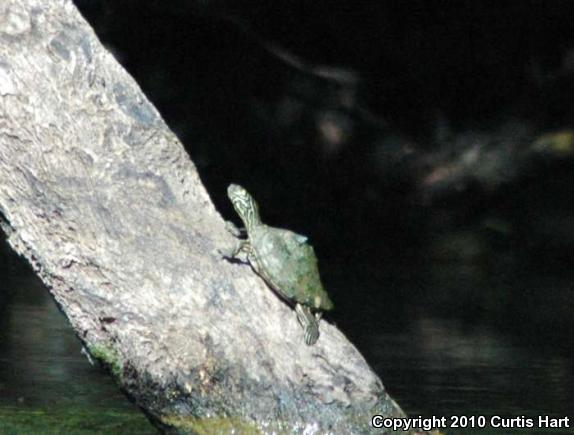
[
  {"left": 325, "top": 242, "right": 574, "bottom": 434},
  {"left": 0, "top": 263, "right": 155, "bottom": 434}
]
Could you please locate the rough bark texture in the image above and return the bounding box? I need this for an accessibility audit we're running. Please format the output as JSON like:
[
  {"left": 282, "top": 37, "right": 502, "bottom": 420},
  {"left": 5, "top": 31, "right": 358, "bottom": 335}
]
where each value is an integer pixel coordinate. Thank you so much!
[{"left": 0, "top": 1, "right": 412, "bottom": 433}]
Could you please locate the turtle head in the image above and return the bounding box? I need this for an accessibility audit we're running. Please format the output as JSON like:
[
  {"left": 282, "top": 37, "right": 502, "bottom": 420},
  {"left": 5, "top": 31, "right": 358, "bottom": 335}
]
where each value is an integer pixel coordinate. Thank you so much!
[{"left": 227, "top": 184, "right": 261, "bottom": 231}]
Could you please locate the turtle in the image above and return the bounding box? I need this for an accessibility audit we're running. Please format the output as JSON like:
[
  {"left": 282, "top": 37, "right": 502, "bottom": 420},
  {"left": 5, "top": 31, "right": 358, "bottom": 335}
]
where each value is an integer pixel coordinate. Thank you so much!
[{"left": 221, "top": 183, "right": 334, "bottom": 345}]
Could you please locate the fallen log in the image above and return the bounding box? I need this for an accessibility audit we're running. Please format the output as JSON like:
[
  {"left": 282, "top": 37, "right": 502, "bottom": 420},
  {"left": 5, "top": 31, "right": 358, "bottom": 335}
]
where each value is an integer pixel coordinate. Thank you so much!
[{"left": 0, "top": 1, "right": 413, "bottom": 432}]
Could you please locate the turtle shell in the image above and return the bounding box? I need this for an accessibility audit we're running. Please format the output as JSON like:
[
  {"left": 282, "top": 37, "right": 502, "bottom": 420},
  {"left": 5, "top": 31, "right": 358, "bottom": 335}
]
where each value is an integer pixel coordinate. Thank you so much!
[{"left": 249, "top": 225, "right": 334, "bottom": 311}]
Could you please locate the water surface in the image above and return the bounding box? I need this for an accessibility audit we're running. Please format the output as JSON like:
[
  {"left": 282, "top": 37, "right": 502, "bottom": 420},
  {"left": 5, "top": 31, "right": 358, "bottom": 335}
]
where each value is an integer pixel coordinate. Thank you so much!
[
  {"left": 1, "top": 242, "right": 573, "bottom": 434},
  {"left": 0, "top": 268, "right": 154, "bottom": 434}
]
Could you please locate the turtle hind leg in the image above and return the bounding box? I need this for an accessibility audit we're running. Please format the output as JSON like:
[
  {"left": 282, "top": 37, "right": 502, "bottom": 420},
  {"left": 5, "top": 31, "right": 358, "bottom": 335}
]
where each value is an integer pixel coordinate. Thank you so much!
[{"left": 295, "top": 303, "right": 319, "bottom": 345}]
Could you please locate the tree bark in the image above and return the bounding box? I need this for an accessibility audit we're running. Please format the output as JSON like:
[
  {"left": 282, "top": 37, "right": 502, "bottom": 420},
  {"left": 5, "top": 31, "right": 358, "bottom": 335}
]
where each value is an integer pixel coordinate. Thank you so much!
[{"left": 0, "top": 1, "right": 414, "bottom": 433}]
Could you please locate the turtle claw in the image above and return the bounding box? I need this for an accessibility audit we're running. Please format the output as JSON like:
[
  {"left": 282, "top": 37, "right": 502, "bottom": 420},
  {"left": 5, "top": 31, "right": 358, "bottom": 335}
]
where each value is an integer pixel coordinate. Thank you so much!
[
  {"left": 221, "top": 220, "right": 250, "bottom": 259},
  {"left": 219, "top": 239, "right": 249, "bottom": 260},
  {"left": 225, "top": 220, "right": 245, "bottom": 237},
  {"left": 218, "top": 243, "right": 237, "bottom": 259},
  {"left": 304, "top": 323, "right": 320, "bottom": 346}
]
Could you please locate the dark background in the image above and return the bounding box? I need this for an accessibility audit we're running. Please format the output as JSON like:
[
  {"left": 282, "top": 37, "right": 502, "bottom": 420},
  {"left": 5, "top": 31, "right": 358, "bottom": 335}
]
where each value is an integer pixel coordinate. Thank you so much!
[
  {"left": 72, "top": 0, "right": 574, "bottom": 253},
  {"left": 4, "top": 0, "right": 574, "bottom": 420}
]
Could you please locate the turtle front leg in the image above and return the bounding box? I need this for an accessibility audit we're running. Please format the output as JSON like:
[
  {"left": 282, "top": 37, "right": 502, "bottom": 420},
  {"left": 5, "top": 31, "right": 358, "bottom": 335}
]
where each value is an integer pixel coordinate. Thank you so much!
[
  {"left": 224, "top": 220, "right": 246, "bottom": 237},
  {"left": 219, "top": 239, "right": 249, "bottom": 259},
  {"left": 220, "top": 221, "right": 251, "bottom": 259},
  {"left": 295, "top": 303, "right": 320, "bottom": 345}
]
